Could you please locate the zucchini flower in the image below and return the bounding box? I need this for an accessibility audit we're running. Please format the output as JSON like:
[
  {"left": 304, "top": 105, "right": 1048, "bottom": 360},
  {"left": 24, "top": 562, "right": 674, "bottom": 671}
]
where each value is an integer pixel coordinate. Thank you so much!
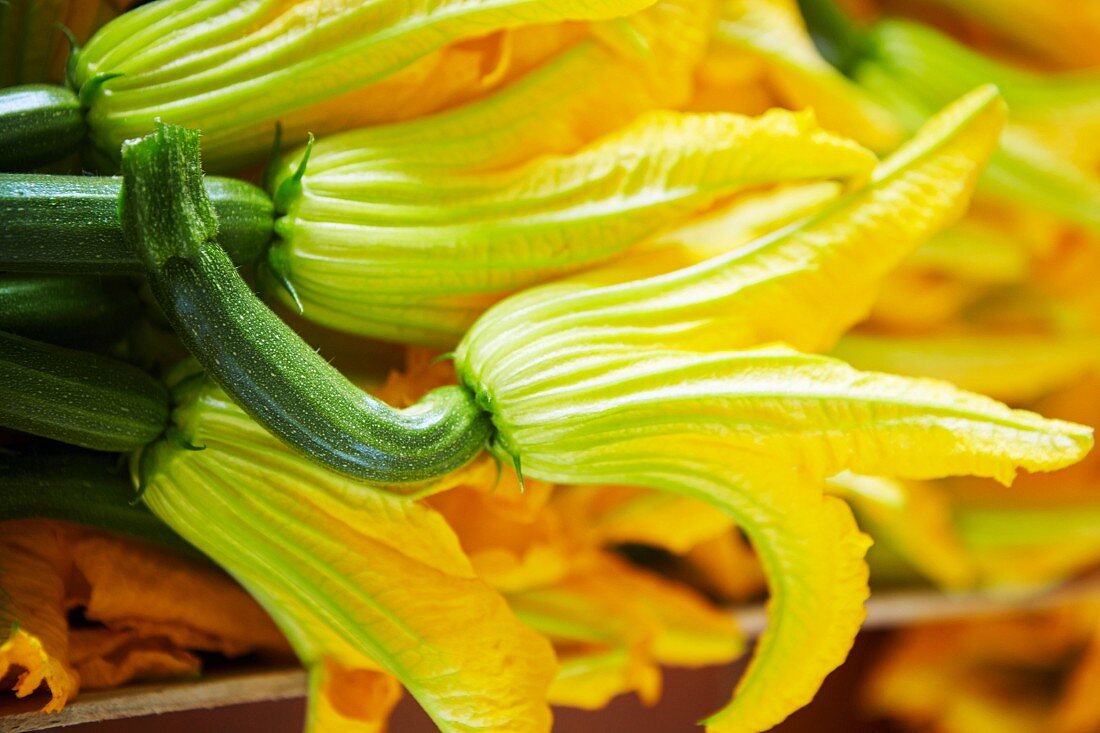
[
  {"left": 264, "top": 0, "right": 875, "bottom": 347},
  {"left": 454, "top": 86, "right": 1093, "bottom": 731},
  {"left": 269, "top": 103, "right": 875, "bottom": 346},
  {"left": 138, "top": 371, "right": 557, "bottom": 733},
  {"left": 2, "top": 0, "right": 661, "bottom": 171}
]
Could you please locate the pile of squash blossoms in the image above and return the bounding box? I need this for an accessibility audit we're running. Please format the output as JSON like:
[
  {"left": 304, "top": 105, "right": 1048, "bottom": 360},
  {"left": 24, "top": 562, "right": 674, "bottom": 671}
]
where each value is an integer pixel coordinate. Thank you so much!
[{"left": 1, "top": 0, "right": 1099, "bottom": 731}]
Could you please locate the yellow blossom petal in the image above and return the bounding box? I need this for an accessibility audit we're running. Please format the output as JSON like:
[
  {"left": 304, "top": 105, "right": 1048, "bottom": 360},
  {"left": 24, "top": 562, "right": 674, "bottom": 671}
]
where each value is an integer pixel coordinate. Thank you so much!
[
  {"left": 508, "top": 554, "right": 743, "bottom": 709},
  {"left": 551, "top": 485, "right": 734, "bottom": 553},
  {"left": 0, "top": 522, "right": 76, "bottom": 712},
  {"left": 140, "top": 377, "right": 557, "bottom": 733},
  {"left": 826, "top": 473, "right": 976, "bottom": 589},
  {"left": 712, "top": 0, "right": 904, "bottom": 149}
]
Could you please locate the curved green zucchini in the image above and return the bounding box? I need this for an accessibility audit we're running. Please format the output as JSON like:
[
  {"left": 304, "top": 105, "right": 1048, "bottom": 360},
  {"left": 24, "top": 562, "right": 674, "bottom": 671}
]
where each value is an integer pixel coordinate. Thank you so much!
[
  {"left": 0, "top": 172, "right": 274, "bottom": 273},
  {"left": 0, "top": 330, "right": 168, "bottom": 451},
  {"left": 119, "top": 122, "right": 490, "bottom": 485},
  {"left": 0, "top": 273, "right": 140, "bottom": 348},
  {"left": 0, "top": 445, "right": 195, "bottom": 556},
  {"left": 0, "top": 84, "right": 84, "bottom": 171}
]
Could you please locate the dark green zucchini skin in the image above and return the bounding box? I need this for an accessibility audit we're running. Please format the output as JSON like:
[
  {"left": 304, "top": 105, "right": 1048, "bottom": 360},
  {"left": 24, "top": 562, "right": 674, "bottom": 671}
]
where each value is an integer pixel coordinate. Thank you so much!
[
  {"left": 0, "top": 445, "right": 195, "bottom": 556},
  {"left": 120, "top": 122, "right": 491, "bottom": 485},
  {"left": 0, "top": 173, "right": 274, "bottom": 273},
  {"left": 0, "top": 84, "right": 84, "bottom": 171},
  {"left": 0, "top": 330, "right": 168, "bottom": 451},
  {"left": 0, "top": 273, "right": 140, "bottom": 348}
]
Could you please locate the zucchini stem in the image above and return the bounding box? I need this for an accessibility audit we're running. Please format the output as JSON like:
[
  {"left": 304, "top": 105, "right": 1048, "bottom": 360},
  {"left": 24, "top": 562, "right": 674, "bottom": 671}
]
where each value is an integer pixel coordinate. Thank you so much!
[{"left": 121, "top": 122, "right": 492, "bottom": 485}]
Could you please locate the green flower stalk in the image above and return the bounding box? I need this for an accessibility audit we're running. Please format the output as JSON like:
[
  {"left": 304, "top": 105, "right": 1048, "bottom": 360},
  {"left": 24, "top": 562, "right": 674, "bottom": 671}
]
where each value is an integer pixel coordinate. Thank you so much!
[
  {"left": 120, "top": 123, "right": 491, "bottom": 485},
  {"left": 0, "top": 0, "right": 658, "bottom": 171}
]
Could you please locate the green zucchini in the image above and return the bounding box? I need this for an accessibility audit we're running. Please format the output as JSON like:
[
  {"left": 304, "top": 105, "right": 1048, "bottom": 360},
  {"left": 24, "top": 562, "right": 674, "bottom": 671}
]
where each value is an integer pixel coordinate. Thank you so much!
[
  {"left": 0, "top": 84, "right": 84, "bottom": 171},
  {"left": 0, "top": 445, "right": 195, "bottom": 556},
  {"left": 0, "top": 273, "right": 140, "bottom": 348},
  {"left": 0, "top": 330, "right": 168, "bottom": 451},
  {"left": 120, "top": 122, "right": 491, "bottom": 485},
  {"left": 0, "top": 172, "right": 274, "bottom": 273}
]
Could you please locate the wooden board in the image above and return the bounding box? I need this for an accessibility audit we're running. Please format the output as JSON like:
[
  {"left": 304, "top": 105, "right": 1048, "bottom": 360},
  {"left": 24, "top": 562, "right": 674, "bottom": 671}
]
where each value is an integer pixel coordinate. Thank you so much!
[{"left": 4, "top": 578, "right": 1099, "bottom": 732}]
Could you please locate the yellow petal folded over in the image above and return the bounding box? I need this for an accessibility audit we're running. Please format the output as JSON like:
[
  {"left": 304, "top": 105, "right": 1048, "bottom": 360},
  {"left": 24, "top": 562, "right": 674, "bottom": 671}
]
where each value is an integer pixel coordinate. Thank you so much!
[
  {"left": 712, "top": 0, "right": 904, "bottom": 150},
  {"left": 508, "top": 553, "right": 743, "bottom": 710},
  {"left": 1, "top": 520, "right": 289, "bottom": 713},
  {"left": 465, "top": 86, "right": 1003, "bottom": 356},
  {"left": 76, "top": 0, "right": 661, "bottom": 169},
  {"left": 140, "top": 377, "right": 556, "bottom": 733},
  {"left": 427, "top": 464, "right": 574, "bottom": 593},
  {"left": 67, "top": 628, "right": 200, "bottom": 690},
  {"left": 0, "top": 522, "right": 76, "bottom": 712},
  {"left": 551, "top": 485, "right": 734, "bottom": 553},
  {"left": 274, "top": 107, "right": 874, "bottom": 346},
  {"left": 826, "top": 473, "right": 975, "bottom": 590},
  {"left": 64, "top": 530, "right": 287, "bottom": 658}
]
